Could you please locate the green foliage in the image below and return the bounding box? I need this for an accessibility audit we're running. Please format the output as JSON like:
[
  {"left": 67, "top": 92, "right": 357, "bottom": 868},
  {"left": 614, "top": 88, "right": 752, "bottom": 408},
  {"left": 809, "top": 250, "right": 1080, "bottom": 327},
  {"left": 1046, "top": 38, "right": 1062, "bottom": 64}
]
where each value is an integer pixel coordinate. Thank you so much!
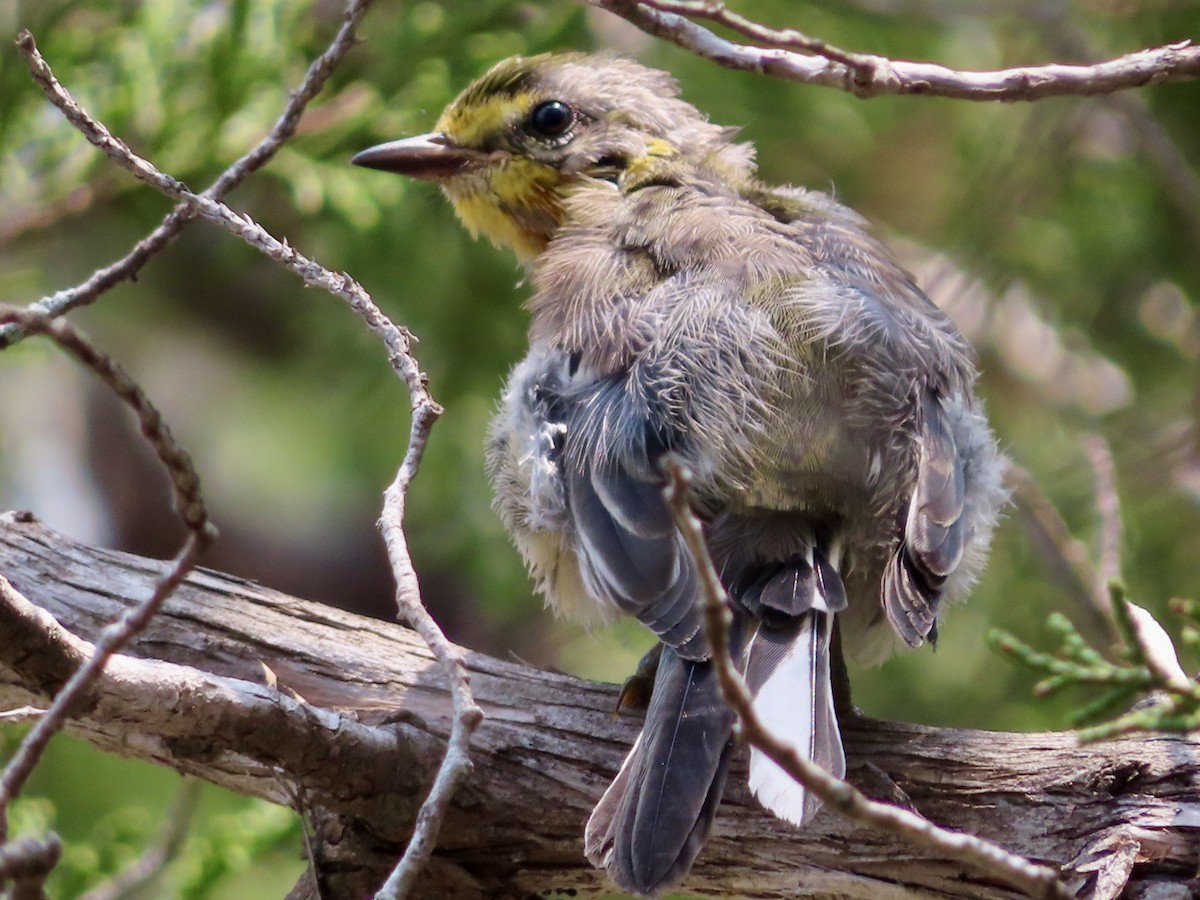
[
  {"left": 173, "top": 801, "right": 299, "bottom": 900},
  {"left": 5, "top": 736, "right": 302, "bottom": 899},
  {"left": 990, "top": 584, "right": 1200, "bottom": 742}
]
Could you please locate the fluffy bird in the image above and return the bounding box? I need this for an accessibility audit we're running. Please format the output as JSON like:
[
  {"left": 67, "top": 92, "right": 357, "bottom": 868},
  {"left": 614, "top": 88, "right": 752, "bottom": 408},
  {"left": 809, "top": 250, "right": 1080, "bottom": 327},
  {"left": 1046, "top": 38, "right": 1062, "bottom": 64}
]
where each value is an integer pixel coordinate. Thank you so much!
[{"left": 353, "top": 53, "right": 1007, "bottom": 897}]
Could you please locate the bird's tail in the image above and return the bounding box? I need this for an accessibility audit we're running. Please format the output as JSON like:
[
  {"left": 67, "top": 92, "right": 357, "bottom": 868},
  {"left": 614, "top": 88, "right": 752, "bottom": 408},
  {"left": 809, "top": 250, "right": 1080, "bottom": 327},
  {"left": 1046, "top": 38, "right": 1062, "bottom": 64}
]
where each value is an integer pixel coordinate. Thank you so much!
[
  {"left": 585, "top": 549, "right": 848, "bottom": 897},
  {"left": 584, "top": 645, "right": 736, "bottom": 898},
  {"left": 742, "top": 547, "right": 848, "bottom": 825},
  {"left": 745, "top": 609, "right": 844, "bottom": 824}
]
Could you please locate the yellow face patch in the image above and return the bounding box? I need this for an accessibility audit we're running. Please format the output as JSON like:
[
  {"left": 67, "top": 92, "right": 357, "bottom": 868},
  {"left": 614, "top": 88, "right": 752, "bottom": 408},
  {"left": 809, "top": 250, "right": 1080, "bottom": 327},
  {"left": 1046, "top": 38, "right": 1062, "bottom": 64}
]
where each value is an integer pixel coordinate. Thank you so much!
[
  {"left": 437, "top": 91, "right": 536, "bottom": 148},
  {"left": 489, "top": 156, "right": 560, "bottom": 207},
  {"left": 622, "top": 137, "right": 682, "bottom": 189},
  {"left": 434, "top": 90, "right": 574, "bottom": 260},
  {"left": 443, "top": 156, "right": 566, "bottom": 262}
]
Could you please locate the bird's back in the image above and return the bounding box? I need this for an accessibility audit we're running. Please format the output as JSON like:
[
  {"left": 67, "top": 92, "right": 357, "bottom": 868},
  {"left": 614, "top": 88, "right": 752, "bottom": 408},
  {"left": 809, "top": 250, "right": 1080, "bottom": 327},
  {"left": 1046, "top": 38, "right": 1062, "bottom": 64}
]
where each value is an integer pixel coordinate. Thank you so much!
[{"left": 529, "top": 166, "right": 973, "bottom": 531}]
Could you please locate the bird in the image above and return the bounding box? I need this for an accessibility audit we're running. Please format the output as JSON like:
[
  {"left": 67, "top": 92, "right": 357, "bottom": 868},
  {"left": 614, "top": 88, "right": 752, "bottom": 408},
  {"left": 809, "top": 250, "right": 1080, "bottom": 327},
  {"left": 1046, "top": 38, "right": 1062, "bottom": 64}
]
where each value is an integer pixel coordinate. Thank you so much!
[{"left": 352, "top": 52, "right": 1007, "bottom": 898}]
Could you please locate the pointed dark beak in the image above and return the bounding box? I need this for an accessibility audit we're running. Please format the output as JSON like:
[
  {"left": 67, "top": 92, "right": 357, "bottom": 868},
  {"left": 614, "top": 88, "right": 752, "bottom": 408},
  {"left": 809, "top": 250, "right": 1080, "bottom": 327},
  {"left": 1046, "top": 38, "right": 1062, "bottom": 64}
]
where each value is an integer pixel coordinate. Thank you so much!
[{"left": 351, "top": 133, "right": 487, "bottom": 181}]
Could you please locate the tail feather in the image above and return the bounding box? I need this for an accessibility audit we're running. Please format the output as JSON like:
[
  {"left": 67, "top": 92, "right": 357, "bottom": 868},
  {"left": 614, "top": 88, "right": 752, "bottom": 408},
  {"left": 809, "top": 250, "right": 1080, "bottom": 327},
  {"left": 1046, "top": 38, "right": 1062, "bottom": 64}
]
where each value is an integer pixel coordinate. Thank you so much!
[
  {"left": 743, "top": 542, "right": 847, "bottom": 826},
  {"left": 585, "top": 646, "right": 736, "bottom": 897},
  {"left": 746, "top": 611, "right": 844, "bottom": 825}
]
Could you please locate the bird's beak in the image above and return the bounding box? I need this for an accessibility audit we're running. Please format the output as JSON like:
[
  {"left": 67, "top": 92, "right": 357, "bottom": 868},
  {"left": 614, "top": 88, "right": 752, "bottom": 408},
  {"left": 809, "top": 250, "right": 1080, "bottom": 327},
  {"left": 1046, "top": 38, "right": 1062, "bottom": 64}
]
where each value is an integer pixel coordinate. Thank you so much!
[{"left": 351, "top": 133, "right": 488, "bottom": 181}]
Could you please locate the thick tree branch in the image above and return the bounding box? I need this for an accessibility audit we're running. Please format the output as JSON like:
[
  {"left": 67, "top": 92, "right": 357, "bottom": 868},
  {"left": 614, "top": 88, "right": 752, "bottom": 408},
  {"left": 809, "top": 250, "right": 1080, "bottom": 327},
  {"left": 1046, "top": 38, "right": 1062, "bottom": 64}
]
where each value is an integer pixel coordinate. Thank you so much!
[
  {"left": 589, "top": 0, "right": 1200, "bottom": 100},
  {"left": 2, "top": 514, "right": 1198, "bottom": 899}
]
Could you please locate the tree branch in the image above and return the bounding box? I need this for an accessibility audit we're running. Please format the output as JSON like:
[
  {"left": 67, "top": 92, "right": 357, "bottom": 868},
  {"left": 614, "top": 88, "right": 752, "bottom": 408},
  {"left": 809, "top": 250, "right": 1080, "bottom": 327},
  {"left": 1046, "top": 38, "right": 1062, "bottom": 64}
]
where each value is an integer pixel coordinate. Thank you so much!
[
  {"left": 376, "top": 388, "right": 477, "bottom": 900},
  {"left": 0, "top": 0, "right": 377, "bottom": 350},
  {"left": 589, "top": 0, "right": 1200, "bottom": 100},
  {"left": 2, "top": 514, "right": 1198, "bottom": 898}
]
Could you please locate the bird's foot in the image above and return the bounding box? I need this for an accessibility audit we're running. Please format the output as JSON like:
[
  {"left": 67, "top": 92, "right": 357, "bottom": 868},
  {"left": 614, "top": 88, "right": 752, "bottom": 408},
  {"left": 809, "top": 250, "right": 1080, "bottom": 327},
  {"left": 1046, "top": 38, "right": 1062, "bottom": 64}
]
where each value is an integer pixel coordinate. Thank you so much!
[{"left": 613, "top": 642, "right": 663, "bottom": 716}]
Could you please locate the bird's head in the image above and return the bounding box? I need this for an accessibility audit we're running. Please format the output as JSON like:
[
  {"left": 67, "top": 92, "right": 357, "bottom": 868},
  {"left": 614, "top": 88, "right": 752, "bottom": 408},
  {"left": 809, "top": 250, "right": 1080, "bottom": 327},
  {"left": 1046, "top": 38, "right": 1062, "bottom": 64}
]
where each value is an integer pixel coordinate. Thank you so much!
[{"left": 352, "top": 53, "right": 753, "bottom": 262}]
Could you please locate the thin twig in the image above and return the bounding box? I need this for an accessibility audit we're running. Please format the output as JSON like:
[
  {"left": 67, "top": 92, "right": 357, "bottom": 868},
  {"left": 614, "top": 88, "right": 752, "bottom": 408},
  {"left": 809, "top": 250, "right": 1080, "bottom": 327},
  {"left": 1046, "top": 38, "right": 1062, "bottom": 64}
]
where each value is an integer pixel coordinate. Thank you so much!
[
  {"left": 12, "top": 28, "right": 480, "bottom": 898},
  {"left": 590, "top": 0, "right": 1200, "bottom": 100},
  {"left": 0, "top": 309, "right": 216, "bottom": 842},
  {"left": 659, "top": 456, "right": 1073, "bottom": 900},
  {"left": 1082, "top": 434, "right": 1123, "bottom": 600},
  {"left": 0, "top": 0, "right": 375, "bottom": 350},
  {"left": 14, "top": 31, "right": 424, "bottom": 411},
  {"left": 1006, "top": 463, "right": 1120, "bottom": 650},
  {"left": 79, "top": 779, "right": 203, "bottom": 900},
  {"left": 375, "top": 412, "right": 482, "bottom": 900},
  {"left": 616, "top": 0, "right": 880, "bottom": 75},
  {"left": 0, "top": 308, "right": 211, "bottom": 531},
  {"left": 0, "top": 834, "right": 62, "bottom": 900}
]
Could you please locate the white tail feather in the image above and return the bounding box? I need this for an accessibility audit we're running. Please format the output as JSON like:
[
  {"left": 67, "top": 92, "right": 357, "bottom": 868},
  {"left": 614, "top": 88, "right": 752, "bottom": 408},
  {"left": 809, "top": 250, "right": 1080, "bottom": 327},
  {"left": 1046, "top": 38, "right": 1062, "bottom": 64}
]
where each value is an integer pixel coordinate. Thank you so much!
[{"left": 747, "top": 612, "right": 845, "bottom": 826}]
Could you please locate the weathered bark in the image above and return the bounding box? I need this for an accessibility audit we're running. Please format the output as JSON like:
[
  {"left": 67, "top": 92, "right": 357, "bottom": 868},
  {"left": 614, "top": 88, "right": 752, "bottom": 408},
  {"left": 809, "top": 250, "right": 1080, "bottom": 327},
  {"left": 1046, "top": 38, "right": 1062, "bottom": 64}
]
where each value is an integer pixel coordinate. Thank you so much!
[{"left": 0, "top": 511, "right": 1197, "bottom": 899}]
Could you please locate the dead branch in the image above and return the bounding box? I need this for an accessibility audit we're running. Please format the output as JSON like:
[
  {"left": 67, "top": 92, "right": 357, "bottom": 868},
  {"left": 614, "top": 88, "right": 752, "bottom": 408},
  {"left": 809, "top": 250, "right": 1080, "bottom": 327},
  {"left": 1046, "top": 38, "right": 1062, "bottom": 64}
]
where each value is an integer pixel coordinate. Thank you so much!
[
  {"left": 588, "top": 0, "right": 1200, "bottom": 100},
  {"left": 2, "top": 513, "right": 1198, "bottom": 899}
]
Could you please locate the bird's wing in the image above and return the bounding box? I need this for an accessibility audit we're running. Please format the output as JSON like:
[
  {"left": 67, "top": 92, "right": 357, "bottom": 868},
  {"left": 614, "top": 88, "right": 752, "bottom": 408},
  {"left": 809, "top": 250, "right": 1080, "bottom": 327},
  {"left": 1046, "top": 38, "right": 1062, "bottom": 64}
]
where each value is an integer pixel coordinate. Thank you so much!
[
  {"left": 567, "top": 462, "right": 706, "bottom": 657},
  {"left": 556, "top": 359, "right": 719, "bottom": 658},
  {"left": 884, "top": 388, "right": 968, "bottom": 646}
]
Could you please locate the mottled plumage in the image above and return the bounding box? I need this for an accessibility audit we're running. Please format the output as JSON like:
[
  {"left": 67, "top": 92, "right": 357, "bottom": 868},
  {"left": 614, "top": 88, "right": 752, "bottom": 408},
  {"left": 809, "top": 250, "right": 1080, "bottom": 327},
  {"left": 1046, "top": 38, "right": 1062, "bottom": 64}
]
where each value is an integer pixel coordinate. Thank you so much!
[{"left": 354, "top": 53, "right": 1007, "bottom": 898}]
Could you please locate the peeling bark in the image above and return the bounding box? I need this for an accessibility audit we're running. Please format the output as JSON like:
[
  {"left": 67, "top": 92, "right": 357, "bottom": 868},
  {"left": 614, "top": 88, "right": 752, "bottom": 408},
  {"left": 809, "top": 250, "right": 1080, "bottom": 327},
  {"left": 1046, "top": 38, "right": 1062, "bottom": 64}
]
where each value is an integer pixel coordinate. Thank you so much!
[{"left": 1, "top": 512, "right": 1197, "bottom": 899}]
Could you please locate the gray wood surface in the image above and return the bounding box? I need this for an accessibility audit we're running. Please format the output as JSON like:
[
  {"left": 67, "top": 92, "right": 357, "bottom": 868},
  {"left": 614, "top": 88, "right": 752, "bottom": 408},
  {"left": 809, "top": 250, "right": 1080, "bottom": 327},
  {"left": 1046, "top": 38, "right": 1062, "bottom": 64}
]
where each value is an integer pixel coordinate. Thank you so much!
[{"left": 1, "top": 511, "right": 1196, "bottom": 899}]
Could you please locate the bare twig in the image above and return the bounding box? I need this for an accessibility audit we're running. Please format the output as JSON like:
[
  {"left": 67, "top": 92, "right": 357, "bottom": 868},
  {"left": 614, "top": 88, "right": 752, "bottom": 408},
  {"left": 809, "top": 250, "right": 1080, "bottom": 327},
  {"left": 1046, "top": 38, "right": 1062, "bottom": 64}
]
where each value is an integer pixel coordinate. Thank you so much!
[
  {"left": 0, "top": 834, "right": 61, "bottom": 900},
  {"left": 1006, "top": 464, "right": 1120, "bottom": 651},
  {"left": 14, "top": 31, "right": 424, "bottom": 420},
  {"left": 0, "top": 308, "right": 211, "bottom": 532},
  {"left": 375, "top": 421, "right": 483, "bottom": 900},
  {"left": 1082, "top": 434, "right": 1123, "bottom": 601},
  {"left": 11, "top": 27, "right": 479, "bottom": 898},
  {"left": 78, "top": 779, "right": 203, "bottom": 900},
  {"left": 660, "top": 455, "right": 1073, "bottom": 900},
  {"left": 630, "top": 0, "right": 873, "bottom": 71},
  {"left": 0, "top": 0, "right": 375, "bottom": 350},
  {"left": 0, "top": 309, "right": 216, "bottom": 843},
  {"left": 589, "top": 0, "right": 1200, "bottom": 100}
]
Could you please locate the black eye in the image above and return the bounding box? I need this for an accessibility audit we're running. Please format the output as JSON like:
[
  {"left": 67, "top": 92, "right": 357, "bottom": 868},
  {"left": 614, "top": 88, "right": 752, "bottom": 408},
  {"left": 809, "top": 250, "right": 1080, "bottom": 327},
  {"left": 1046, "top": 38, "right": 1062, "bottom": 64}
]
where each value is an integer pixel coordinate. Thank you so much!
[{"left": 529, "top": 100, "right": 574, "bottom": 138}]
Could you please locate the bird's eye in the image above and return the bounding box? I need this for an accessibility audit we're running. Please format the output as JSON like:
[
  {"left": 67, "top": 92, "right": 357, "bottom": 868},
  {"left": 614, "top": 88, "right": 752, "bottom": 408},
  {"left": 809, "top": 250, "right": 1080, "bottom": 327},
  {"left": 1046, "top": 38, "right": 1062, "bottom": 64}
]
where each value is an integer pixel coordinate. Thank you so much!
[{"left": 529, "top": 100, "right": 574, "bottom": 139}]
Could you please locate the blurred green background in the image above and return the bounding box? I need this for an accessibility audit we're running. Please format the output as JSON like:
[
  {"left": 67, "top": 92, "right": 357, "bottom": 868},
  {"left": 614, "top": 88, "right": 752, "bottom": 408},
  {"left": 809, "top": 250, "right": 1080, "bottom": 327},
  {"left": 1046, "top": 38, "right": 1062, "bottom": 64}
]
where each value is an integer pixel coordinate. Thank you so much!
[{"left": 1, "top": 0, "right": 1198, "bottom": 896}]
